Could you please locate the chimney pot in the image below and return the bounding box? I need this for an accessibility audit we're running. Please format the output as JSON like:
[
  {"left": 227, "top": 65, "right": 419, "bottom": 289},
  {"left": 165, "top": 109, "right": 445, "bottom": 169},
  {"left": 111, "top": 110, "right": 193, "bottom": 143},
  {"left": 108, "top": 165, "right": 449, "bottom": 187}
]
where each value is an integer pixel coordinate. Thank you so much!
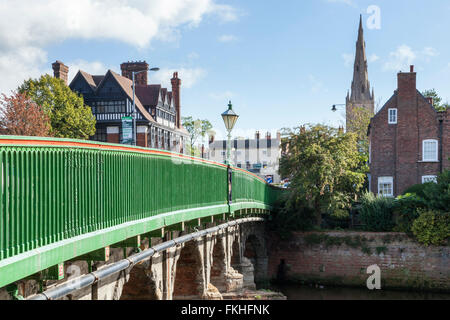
[{"left": 410, "top": 65, "right": 414, "bottom": 72}]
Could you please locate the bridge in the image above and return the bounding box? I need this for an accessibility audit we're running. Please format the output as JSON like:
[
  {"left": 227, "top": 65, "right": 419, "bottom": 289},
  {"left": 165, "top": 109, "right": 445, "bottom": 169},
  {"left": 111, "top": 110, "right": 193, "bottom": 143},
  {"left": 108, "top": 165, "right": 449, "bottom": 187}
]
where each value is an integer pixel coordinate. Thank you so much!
[{"left": 0, "top": 136, "right": 281, "bottom": 300}]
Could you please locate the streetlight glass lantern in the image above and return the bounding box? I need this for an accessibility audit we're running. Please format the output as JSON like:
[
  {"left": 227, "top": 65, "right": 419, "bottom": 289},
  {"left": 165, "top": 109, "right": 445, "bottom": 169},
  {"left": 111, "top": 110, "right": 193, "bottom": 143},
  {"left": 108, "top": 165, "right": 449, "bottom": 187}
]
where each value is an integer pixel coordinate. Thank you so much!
[{"left": 222, "top": 101, "right": 239, "bottom": 131}]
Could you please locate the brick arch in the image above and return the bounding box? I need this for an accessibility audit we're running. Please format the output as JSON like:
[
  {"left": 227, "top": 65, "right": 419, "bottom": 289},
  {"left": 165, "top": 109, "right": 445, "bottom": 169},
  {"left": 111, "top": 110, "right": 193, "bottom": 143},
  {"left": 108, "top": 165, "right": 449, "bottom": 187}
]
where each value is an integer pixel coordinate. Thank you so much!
[
  {"left": 240, "top": 223, "right": 268, "bottom": 287},
  {"left": 120, "top": 261, "right": 159, "bottom": 300},
  {"left": 173, "top": 240, "right": 204, "bottom": 300}
]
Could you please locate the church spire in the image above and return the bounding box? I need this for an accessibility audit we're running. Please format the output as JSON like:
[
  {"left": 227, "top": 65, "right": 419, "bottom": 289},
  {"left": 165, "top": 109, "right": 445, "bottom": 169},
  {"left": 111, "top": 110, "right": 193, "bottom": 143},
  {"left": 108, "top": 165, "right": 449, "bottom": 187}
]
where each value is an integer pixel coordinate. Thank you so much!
[
  {"left": 350, "top": 14, "right": 373, "bottom": 102},
  {"left": 345, "top": 15, "right": 375, "bottom": 132}
]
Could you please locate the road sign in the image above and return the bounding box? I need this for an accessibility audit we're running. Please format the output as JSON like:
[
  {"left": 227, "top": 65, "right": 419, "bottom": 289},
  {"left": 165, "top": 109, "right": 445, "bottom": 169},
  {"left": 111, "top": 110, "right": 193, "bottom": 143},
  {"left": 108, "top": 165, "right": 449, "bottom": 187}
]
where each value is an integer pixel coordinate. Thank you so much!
[
  {"left": 265, "top": 175, "right": 273, "bottom": 184},
  {"left": 121, "top": 116, "right": 133, "bottom": 145}
]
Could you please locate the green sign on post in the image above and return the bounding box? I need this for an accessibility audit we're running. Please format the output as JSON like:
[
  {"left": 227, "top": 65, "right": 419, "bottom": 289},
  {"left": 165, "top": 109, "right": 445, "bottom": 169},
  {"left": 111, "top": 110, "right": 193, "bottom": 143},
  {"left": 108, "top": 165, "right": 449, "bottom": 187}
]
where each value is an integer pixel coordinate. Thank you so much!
[{"left": 121, "top": 116, "right": 133, "bottom": 145}]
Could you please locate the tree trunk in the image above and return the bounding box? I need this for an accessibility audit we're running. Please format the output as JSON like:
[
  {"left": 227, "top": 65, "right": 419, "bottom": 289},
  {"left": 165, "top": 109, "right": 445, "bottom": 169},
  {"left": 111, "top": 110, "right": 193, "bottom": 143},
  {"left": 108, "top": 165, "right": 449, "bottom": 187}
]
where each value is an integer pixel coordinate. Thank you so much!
[{"left": 314, "top": 198, "right": 322, "bottom": 227}]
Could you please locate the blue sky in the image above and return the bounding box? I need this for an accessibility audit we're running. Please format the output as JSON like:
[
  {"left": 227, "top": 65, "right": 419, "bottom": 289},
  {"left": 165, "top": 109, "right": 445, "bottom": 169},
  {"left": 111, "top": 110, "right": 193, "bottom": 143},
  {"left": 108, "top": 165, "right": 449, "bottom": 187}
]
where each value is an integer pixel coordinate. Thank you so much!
[{"left": 1, "top": 0, "right": 450, "bottom": 140}]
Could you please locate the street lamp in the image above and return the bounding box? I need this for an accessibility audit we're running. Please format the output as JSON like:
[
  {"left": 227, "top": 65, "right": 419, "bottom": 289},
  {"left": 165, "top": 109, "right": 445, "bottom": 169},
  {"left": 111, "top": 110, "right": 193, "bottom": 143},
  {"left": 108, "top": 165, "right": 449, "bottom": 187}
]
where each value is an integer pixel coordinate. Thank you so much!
[
  {"left": 132, "top": 67, "right": 160, "bottom": 146},
  {"left": 331, "top": 104, "right": 346, "bottom": 112},
  {"left": 221, "top": 101, "right": 239, "bottom": 165}
]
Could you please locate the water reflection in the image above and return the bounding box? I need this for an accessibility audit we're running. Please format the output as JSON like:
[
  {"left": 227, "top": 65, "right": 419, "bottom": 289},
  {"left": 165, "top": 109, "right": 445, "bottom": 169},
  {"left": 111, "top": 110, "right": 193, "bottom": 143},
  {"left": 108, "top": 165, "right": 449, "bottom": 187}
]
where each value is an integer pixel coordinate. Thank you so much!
[{"left": 271, "top": 284, "right": 450, "bottom": 300}]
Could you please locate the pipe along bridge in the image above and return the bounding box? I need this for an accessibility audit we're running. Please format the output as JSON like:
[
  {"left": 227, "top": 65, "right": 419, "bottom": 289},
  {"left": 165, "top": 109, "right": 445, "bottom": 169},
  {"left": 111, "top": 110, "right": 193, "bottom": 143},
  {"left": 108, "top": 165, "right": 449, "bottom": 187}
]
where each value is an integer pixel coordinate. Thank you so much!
[{"left": 0, "top": 137, "right": 281, "bottom": 300}]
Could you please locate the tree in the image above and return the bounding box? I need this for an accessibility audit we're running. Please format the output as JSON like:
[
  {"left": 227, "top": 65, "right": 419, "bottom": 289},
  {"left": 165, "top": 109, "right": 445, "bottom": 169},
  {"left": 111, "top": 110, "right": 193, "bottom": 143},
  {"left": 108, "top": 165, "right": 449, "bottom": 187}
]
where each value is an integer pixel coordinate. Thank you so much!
[
  {"left": 182, "top": 116, "right": 212, "bottom": 156},
  {"left": 18, "top": 75, "right": 96, "bottom": 139},
  {"left": 346, "top": 105, "right": 372, "bottom": 157},
  {"left": 422, "top": 89, "right": 450, "bottom": 112},
  {"left": 0, "top": 92, "right": 51, "bottom": 136},
  {"left": 279, "top": 124, "right": 366, "bottom": 226}
]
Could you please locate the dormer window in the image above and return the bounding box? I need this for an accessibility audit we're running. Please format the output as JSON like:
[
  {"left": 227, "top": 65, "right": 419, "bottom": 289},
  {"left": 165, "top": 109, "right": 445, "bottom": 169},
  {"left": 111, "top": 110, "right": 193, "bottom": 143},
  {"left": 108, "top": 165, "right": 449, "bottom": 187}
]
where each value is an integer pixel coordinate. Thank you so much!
[{"left": 388, "top": 108, "right": 397, "bottom": 124}]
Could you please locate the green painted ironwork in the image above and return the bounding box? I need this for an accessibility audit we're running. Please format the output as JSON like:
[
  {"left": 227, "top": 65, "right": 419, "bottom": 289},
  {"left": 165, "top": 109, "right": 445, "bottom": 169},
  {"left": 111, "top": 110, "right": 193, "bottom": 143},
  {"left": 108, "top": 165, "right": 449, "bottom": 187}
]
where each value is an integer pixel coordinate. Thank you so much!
[{"left": 0, "top": 136, "right": 281, "bottom": 288}]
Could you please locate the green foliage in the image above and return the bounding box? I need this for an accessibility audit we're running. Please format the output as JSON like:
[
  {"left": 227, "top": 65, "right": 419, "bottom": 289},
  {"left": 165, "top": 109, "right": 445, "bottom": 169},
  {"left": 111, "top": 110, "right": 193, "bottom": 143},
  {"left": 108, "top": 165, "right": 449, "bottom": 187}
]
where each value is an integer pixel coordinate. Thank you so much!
[
  {"left": 279, "top": 124, "right": 366, "bottom": 226},
  {"left": 18, "top": 75, "right": 96, "bottom": 139},
  {"left": 422, "top": 89, "right": 450, "bottom": 112},
  {"left": 359, "top": 192, "right": 395, "bottom": 231},
  {"left": 268, "top": 195, "right": 316, "bottom": 239},
  {"left": 303, "top": 233, "right": 372, "bottom": 254},
  {"left": 346, "top": 105, "right": 373, "bottom": 156},
  {"left": 392, "top": 194, "right": 426, "bottom": 233},
  {"left": 402, "top": 183, "right": 431, "bottom": 198},
  {"left": 182, "top": 116, "right": 213, "bottom": 156},
  {"left": 421, "top": 170, "right": 450, "bottom": 212},
  {"left": 375, "top": 246, "right": 388, "bottom": 255},
  {"left": 411, "top": 210, "right": 450, "bottom": 246}
]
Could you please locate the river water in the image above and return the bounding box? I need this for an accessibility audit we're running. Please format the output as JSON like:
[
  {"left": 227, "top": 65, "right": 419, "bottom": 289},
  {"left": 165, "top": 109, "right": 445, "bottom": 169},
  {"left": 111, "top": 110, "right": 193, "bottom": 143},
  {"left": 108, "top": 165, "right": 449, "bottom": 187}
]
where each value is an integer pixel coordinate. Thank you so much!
[{"left": 271, "top": 284, "right": 450, "bottom": 300}]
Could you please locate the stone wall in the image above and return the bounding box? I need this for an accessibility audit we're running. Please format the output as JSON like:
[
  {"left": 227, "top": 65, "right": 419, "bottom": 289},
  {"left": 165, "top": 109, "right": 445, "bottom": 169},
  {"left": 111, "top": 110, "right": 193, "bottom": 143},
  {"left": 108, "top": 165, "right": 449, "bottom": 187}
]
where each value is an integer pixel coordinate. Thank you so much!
[{"left": 268, "top": 231, "right": 450, "bottom": 292}]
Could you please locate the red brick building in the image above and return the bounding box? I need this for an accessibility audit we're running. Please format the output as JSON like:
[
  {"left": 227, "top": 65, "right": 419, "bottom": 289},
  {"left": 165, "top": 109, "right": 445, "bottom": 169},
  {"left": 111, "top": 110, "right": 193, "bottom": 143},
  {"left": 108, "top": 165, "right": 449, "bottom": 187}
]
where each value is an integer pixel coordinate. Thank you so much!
[{"left": 368, "top": 65, "right": 450, "bottom": 197}]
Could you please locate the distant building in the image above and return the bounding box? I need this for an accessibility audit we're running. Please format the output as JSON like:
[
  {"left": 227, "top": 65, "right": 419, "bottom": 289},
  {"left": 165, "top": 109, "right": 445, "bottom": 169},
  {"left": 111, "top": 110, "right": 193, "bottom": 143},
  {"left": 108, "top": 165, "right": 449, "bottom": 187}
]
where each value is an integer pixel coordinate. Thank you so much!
[
  {"left": 368, "top": 65, "right": 450, "bottom": 197},
  {"left": 52, "top": 60, "right": 189, "bottom": 153},
  {"left": 209, "top": 131, "right": 282, "bottom": 183},
  {"left": 346, "top": 16, "right": 375, "bottom": 131}
]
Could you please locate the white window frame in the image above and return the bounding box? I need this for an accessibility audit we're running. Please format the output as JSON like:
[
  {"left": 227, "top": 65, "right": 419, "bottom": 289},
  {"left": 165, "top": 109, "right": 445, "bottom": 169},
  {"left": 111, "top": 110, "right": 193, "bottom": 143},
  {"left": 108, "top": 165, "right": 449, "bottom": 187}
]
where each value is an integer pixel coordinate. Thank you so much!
[
  {"left": 378, "top": 176, "right": 394, "bottom": 197},
  {"left": 388, "top": 108, "right": 397, "bottom": 124},
  {"left": 422, "top": 175, "right": 437, "bottom": 184},
  {"left": 422, "top": 139, "right": 438, "bottom": 162}
]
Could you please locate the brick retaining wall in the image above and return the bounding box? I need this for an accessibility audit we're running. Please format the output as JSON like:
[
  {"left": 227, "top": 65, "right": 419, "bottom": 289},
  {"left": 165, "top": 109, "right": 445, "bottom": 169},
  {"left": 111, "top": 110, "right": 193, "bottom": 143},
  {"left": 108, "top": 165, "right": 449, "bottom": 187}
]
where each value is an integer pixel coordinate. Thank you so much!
[{"left": 267, "top": 231, "right": 450, "bottom": 292}]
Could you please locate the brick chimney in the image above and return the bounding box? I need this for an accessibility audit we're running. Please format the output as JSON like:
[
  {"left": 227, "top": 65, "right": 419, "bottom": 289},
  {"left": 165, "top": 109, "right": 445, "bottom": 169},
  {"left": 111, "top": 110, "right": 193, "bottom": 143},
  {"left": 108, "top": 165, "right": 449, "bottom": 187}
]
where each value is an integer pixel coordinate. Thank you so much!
[
  {"left": 397, "top": 65, "right": 416, "bottom": 99},
  {"left": 120, "top": 61, "right": 149, "bottom": 86},
  {"left": 52, "top": 61, "right": 69, "bottom": 85},
  {"left": 171, "top": 72, "right": 182, "bottom": 129}
]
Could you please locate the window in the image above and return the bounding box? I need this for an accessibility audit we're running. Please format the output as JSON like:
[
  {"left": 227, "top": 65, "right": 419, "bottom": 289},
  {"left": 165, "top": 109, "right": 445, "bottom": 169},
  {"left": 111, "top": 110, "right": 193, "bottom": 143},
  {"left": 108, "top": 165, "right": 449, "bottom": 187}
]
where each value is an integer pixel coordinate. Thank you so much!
[
  {"left": 422, "top": 175, "right": 437, "bottom": 184},
  {"left": 422, "top": 140, "right": 438, "bottom": 162},
  {"left": 388, "top": 108, "right": 397, "bottom": 124},
  {"left": 378, "top": 177, "right": 393, "bottom": 197}
]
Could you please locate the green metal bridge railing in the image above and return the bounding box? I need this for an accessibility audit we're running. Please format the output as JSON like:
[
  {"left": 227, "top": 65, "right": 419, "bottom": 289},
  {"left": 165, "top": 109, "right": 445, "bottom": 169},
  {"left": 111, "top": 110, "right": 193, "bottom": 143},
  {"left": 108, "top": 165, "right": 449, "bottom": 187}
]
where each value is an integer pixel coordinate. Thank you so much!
[{"left": 0, "top": 136, "right": 281, "bottom": 288}]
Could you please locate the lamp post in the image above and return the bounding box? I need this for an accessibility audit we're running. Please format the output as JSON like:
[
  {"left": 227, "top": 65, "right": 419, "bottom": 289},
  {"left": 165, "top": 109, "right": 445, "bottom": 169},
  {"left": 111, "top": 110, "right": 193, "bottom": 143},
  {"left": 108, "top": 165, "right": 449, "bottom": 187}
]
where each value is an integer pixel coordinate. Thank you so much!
[
  {"left": 331, "top": 104, "right": 346, "bottom": 112},
  {"left": 221, "top": 101, "right": 239, "bottom": 165},
  {"left": 132, "top": 67, "right": 159, "bottom": 146}
]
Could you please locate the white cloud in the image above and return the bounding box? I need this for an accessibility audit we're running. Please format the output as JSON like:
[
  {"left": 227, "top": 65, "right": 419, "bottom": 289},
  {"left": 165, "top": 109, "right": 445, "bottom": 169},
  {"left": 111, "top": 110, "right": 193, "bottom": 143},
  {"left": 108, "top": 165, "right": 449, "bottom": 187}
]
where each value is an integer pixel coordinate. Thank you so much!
[
  {"left": 368, "top": 54, "right": 380, "bottom": 63},
  {"left": 150, "top": 67, "right": 207, "bottom": 89},
  {"left": 383, "top": 45, "right": 417, "bottom": 72},
  {"left": 422, "top": 47, "right": 439, "bottom": 57},
  {"left": 0, "top": 0, "right": 237, "bottom": 94},
  {"left": 383, "top": 45, "right": 439, "bottom": 72},
  {"left": 218, "top": 34, "right": 238, "bottom": 43},
  {"left": 67, "top": 60, "right": 111, "bottom": 83}
]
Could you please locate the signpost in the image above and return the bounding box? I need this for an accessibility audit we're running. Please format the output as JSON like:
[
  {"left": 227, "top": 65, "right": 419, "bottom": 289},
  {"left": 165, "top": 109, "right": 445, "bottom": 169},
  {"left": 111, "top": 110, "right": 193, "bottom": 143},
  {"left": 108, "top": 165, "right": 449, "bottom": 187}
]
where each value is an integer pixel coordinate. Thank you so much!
[
  {"left": 121, "top": 116, "right": 133, "bottom": 145},
  {"left": 265, "top": 175, "right": 274, "bottom": 184}
]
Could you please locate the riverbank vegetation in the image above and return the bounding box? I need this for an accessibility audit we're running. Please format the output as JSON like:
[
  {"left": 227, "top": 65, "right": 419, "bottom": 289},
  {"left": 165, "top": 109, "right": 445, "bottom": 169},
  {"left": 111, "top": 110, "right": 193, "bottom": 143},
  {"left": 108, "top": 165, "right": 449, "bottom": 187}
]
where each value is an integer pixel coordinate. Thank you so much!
[{"left": 273, "top": 123, "right": 449, "bottom": 246}]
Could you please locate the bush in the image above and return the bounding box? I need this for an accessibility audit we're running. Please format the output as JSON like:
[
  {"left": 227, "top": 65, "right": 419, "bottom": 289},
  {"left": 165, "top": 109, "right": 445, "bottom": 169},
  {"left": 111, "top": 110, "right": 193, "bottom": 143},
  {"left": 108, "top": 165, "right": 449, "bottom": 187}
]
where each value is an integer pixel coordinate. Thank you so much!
[
  {"left": 411, "top": 210, "right": 450, "bottom": 246},
  {"left": 392, "top": 194, "right": 426, "bottom": 233},
  {"left": 323, "top": 209, "right": 350, "bottom": 229},
  {"left": 421, "top": 170, "right": 450, "bottom": 212},
  {"left": 268, "top": 196, "right": 316, "bottom": 239},
  {"left": 402, "top": 183, "right": 432, "bottom": 198},
  {"left": 359, "top": 192, "right": 395, "bottom": 231}
]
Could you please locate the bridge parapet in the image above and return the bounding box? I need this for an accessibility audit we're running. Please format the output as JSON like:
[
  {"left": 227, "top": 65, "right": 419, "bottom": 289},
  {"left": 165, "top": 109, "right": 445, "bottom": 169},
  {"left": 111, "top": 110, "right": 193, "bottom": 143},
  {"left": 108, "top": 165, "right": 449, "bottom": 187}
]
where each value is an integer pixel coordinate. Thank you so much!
[{"left": 0, "top": 136, "right": 281, "bottom": 290}]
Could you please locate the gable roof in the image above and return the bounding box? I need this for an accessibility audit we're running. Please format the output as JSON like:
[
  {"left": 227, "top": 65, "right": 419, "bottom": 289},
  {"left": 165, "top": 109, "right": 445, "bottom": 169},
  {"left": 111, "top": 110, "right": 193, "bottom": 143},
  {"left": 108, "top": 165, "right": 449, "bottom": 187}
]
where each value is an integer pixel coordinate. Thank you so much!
[
  {"left": 108, "top": 70, "right": 156, "bottom": 124},
  {"left": 135, "top": 84, "right": 160, "bottom": 107}
]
